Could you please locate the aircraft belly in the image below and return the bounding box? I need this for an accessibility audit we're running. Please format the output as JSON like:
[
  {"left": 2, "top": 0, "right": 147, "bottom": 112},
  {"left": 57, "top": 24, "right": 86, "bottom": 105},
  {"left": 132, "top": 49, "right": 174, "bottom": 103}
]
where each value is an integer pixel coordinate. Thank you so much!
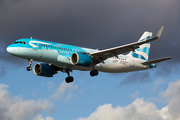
[{"left": 97, "top": 63, "right": 130, "bottom": 73}]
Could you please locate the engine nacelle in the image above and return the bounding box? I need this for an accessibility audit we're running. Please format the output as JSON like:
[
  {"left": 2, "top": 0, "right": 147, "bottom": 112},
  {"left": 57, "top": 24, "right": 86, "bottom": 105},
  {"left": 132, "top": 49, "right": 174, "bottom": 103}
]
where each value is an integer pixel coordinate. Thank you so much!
[
  {"left": 70, "top": 53, "right": 92, "bottom": 67},
  {"left": 149, "top": 63, "right": 156, "bottom": 68},
  {"left": 33, "top": 63, "right": 56, "bottom": 77}
]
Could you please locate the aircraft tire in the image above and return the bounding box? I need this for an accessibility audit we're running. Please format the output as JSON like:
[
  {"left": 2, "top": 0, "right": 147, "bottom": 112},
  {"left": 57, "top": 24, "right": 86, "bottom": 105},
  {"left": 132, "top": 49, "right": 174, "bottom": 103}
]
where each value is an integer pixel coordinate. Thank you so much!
[
  {"left": 65, "top": 76, "right": 74, "bottom": 83},
  {"left": 27, "top": 67, "right": 32, "bottom": 71},
  {"left": 94, "top": 70, "right": 99, "bottom": 76},
  {"left": 90, "top": 71, "right": 95, "bottom": 77},
  {"left": 90, "top": 70, "right": 99, "bottom": 77}
]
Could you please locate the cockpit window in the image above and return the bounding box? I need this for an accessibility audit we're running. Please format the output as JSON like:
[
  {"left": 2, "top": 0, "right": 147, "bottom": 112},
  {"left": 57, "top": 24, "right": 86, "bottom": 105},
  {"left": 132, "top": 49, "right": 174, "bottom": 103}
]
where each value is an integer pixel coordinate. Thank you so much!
[{"left": 14, "top": 41, "right": 26, "bottom": 44}]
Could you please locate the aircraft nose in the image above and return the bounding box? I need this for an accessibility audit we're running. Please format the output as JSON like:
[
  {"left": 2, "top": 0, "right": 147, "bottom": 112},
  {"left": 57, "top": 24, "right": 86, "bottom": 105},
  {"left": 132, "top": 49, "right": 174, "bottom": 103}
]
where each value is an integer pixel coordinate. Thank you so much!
[{"left": 6, "top": 46, "right": 14, "bottom": 54}]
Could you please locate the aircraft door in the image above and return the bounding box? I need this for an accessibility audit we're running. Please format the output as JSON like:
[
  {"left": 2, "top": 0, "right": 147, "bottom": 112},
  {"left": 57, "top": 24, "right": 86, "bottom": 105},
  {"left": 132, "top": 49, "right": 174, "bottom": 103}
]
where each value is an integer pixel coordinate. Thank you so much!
[{"left": 129, "top": 56, "right": 134, "bottom": 67}]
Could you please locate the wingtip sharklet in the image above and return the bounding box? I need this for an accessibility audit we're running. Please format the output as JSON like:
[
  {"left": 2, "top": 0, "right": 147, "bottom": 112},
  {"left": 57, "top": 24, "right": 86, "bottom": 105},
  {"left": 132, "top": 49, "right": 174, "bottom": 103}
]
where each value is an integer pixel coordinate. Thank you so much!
[
  {"left": 155, "top": 26, "right": 164, "bottom": 38},
  {"left": 144, "top": 26, "right": 164, "bottom": 43}
]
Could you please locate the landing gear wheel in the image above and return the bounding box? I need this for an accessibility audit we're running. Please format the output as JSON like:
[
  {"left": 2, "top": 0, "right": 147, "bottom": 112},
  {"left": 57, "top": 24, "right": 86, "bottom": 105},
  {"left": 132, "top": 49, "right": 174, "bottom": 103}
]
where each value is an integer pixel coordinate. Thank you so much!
[
  {"left": 65, "top": 76, "right": 74, "bottom": 83},
  {"left": 94, "top": 70, "right": 99, "bottom": 76},
  {"left": 90, "top": 70, "right": 99, "bottom": 77},
  {"left": 90, "top": 71, "right": 95, "bottom": 77},
  {"left": 26, "top": 66, "right": 32, "bottom": 71},
  {"left": 27, "top": 59, "right": 33, "bottom": 71}
]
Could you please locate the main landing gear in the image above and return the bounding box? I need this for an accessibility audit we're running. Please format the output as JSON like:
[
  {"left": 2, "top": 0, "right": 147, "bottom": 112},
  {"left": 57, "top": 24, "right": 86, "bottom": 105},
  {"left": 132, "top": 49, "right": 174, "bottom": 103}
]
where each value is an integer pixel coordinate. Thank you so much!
[
  {"left": 65, "top": 70, "right": 74, "bottom": 83},
  {"left": 90, "top": 69, "right": 99, "bottom": 77},
  {"left": 27, "top": 59, "right": 33, "bottom": 71}
]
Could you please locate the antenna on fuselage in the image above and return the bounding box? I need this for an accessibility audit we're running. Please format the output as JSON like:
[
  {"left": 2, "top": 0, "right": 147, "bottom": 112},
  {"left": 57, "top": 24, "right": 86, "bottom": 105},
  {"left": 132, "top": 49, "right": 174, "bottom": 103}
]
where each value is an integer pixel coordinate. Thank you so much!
[{"left": 30, "top": 37, "right": 33, "bottom": 39}]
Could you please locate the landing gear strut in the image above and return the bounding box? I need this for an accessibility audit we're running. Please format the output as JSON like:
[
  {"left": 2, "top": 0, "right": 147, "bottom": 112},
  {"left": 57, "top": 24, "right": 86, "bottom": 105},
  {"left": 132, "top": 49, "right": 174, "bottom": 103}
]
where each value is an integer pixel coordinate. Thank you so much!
[
  {"left": 90, "top": 69, "right": 99, "bottom": 77},
  {"left": 65, "top": 70, "right": 74, "bottom": 83},
  {"left": 27, "top": 59, "right": 33, "bottom": 71}
]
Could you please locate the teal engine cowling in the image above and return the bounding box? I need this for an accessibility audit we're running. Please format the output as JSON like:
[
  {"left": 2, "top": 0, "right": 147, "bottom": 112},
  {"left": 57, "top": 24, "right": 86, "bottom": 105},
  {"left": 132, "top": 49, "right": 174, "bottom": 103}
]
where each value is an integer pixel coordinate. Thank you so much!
[
  {"left": 70, "top": 53, "right": 92, "bottom": 67},
  {"left": 149, "top": 63, "right": 156, "bottom": 68},
  {"left": 33, "top": 63, "right": 56, "bottom": 77}
]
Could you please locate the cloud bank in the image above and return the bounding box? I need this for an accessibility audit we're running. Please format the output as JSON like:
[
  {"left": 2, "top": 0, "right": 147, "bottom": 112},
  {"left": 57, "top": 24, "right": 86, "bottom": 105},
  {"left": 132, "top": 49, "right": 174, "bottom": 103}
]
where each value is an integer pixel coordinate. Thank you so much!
[
  {"left": 77, "top": 80, "right": 180, "bottom": 120},
  {"left": 0, "top": 81, "right": 78, "bottom": 120},
  {"left": 0, "top": 84, "right": 53, "bottom": 120},
  {"left": 33, "top": 114, "right": 54, "bottom": 120}
]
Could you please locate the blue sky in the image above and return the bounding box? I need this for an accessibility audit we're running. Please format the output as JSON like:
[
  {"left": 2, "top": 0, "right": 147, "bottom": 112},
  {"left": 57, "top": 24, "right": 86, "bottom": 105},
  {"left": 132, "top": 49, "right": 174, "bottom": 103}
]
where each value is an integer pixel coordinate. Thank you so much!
[{"left": 0, "top": 0, "right": 180, "bottom": 120}]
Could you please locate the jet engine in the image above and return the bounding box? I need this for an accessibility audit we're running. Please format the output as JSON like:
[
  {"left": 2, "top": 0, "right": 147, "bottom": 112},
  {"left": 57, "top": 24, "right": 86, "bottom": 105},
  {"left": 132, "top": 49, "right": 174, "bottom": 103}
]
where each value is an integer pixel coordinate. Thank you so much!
[
  {"left": 33, "top": 63, "right": 56, "bottom": 77},
  {"left": 149, "top": 63, "right": 156, "bottom": 68},
  {"left": 70, "top": 53, "right": 92, "bottom": 67}
]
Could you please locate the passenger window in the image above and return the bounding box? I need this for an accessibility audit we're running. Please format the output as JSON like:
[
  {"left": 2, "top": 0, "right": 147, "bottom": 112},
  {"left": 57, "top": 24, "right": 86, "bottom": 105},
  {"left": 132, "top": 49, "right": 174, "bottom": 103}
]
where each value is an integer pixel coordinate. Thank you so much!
[{"left": 23, "top": 41, "right": 26, "bottom": 44}]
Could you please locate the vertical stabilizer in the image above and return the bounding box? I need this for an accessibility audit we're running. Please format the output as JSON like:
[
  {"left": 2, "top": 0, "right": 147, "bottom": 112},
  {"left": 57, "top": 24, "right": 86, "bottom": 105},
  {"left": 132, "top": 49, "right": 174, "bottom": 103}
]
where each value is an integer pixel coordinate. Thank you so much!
[{"left": 128, "top": 32, "right": 152, "bottom": 61}]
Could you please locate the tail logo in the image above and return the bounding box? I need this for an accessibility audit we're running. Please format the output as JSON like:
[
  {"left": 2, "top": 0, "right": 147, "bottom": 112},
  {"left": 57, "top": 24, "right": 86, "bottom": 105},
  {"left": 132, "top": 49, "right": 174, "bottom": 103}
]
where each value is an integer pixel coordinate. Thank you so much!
[{"left": 129, "top": 33, "right": 152, "bottom": 61}]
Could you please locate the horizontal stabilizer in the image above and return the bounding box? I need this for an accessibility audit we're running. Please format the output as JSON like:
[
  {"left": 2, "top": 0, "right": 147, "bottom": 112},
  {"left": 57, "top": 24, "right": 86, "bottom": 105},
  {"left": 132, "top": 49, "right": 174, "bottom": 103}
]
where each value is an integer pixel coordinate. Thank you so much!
[{"left": 141, "top": 57, "right": 172, "bottom": 65}]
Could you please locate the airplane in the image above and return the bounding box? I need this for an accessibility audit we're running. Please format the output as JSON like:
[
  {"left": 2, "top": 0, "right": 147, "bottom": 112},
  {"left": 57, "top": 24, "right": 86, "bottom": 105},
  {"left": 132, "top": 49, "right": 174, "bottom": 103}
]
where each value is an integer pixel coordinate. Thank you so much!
[{"left": 6, "top": 26, "right": 172, "bottom": 83}]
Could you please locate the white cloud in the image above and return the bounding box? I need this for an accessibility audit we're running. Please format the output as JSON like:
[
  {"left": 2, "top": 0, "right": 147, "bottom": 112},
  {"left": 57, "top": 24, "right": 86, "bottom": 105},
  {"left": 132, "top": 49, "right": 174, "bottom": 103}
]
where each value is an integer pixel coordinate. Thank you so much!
[
  {"left": 46, "top": 116, "right": 54, "bottom": 120},
  {"left": 78, "top": 98, "right": 163, "bottom": 120},
  {"left": 77, "top": 80, "right": 180, "bottom": 120},
  {"left": 50, "top": 81, "right": 78, "bottom": 100},
  {"left": 0, "top": 84, "right": 53, "bottom": 120},
  {"left": 33, "top": 114, "right": 54, "bottom": 120},
  {"left": 33, "top": 114, "right": 45, "bottom": 120},
  {"left": 160, "top": 80, "right": 180, "bottom": 120}
]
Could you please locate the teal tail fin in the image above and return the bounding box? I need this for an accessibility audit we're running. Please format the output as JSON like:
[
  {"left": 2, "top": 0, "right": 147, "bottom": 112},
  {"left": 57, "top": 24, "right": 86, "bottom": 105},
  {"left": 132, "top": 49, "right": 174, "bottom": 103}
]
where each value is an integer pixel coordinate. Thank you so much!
[{"left": 128, "top": 31, "right": 152, "bottom": 61}]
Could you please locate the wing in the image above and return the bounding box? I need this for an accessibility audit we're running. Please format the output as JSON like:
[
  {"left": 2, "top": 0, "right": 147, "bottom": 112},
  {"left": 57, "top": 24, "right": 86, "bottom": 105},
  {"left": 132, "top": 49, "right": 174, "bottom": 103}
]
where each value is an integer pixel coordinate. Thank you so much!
[{"left": 90, "top": 26, "right": 164, "bottom": 64}]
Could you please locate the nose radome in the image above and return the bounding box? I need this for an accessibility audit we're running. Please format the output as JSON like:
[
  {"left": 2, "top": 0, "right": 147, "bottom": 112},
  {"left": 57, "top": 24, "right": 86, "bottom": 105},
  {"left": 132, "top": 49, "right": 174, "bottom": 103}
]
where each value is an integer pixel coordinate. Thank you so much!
[{"left": 6, "top": 46, "right": 14, "bottom": 54}]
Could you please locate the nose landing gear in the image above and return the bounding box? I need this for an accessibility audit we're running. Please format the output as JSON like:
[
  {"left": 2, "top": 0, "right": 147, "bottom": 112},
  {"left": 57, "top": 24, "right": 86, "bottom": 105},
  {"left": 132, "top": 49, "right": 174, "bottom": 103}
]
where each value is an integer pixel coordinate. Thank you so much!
[
  {"left": 27, "top": 66, "right": 32, "bottom": 71},
  {"left": 27, "top": 59, "right": 33, "bottom": 71}
]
